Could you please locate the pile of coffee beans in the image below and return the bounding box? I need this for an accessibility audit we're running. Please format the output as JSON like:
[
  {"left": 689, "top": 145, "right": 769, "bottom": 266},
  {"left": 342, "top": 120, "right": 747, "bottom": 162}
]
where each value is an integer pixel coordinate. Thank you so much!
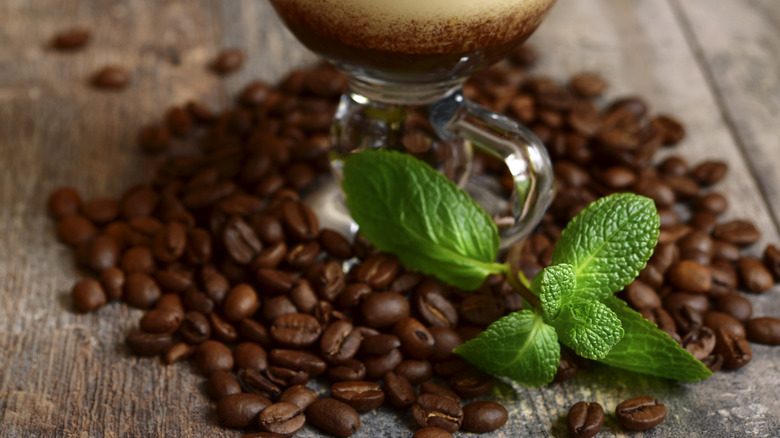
[{"left": 48, "top": 45, "right": 780, "bottom": 437}]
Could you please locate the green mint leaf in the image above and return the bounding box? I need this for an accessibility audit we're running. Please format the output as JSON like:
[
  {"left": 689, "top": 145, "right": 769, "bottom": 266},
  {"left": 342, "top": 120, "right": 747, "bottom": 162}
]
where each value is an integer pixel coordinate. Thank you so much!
[
  {"left": 532, "top": 263, "right": 576, "bottom": 320},
  {"left": 454, "top": 310, "right": 560, "bottom": 387},
  {"left": 553, "top": 297, "right": 623, "bottom": 360},
  {"left": 599, "top": 296, "right": 712, "bottom": 382},
  {"left": 551, "top": 193, "right": 660, "bottom": 301},
  {"left": 342, "top": 150, "right": 502, "bottom": 290}
]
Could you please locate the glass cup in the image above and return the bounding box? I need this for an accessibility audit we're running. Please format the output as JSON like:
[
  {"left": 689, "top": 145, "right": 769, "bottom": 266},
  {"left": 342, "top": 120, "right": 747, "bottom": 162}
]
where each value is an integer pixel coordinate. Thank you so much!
[{"left": 269, "top": 0, "right": 557, "bottom": 249}]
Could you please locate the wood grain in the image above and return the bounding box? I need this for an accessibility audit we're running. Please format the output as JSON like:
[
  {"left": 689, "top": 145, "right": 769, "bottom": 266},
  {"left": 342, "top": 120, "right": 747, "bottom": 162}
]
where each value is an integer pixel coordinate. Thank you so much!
[{"left": 1, "top": 0, "right": 779, "bottom": 437}]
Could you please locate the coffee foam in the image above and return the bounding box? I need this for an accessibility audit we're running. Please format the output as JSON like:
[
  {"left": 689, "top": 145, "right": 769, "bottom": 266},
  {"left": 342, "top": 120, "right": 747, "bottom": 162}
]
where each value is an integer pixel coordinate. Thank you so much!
[{"left": 273, "top": 0, "right": 555, "bottom": 55}]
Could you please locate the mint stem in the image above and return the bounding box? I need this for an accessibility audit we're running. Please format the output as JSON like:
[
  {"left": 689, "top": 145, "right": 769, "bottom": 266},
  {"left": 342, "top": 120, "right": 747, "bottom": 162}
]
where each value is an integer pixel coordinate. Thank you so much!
[{"left": 501, "top": 263, "right": 541, "bottom": 309}]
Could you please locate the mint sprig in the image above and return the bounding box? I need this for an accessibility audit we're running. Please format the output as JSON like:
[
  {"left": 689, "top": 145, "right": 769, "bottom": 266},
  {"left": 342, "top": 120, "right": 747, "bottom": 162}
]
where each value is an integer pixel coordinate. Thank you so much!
[{"left": 342, "top": 150, "right": 712, "bottom": 386}]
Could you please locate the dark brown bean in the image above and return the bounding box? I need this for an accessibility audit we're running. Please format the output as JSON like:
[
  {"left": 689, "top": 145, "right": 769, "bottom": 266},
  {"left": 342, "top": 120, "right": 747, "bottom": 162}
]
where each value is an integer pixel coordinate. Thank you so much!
[
  {"left": 308, "top": 260, "right": 346, "bottom": 301},
  {"left": 57, "top": 214, "right": 97, "bottom": 247},
  {"left": 413, "top": 427, "right": 454, "bottom": 438},
  {"left": 320, "top": 320, "right": 362, "bottom": 364},
  {"left": 319, "top": 228, "right": 353, "bottom": 259},
  {"left": 203, "top": 368, "right": 240, "bottom": 400},
  {"left": 714, "top": 328, "right": 752, "bottom": 369},
  {"left": 140, "top": 308, "right": 183, "bottom": 334},
  {"left": 124, "top": 273, "right": 161, "bottom": 309},
  {"left": 279, "top": 385, "right": 317, "bottom": 411},
  {"left": 218, "top": 392, "right": 272, "bottom": 429},
  {"left": 411, "top": 393, "right": 463, "bottom": 433},
  {"left": 681, "top": 326, "right": 716, "bottom": 360},
  {"left": 282, "top": 200, "right": 319, "bottom": 241},
  {"left": 415, "top": 289, "right": 459, "bottom": 328},
  {"left": 196, "top": 340, "right": 234, "bottom": 375},
  {"left": 91, "top": 66, "right": 130, "bottom": 90},
  {"left": 269, "top": 349, "right": 327, "bottom": 376},
  {"left": 738, "top": 257, "right": 774, "bottom": 293},
  {"left": 120, "top": 246, "right": 156, "bottom": 275},
  {"left": 691, "top": 161, "right": 727, "bottom": 186},
  {"left": 331, "top": 381, "right": 385, "bottom": 411},
  {"left": 713, "top": 220, "right": 761, "bottom": 246},
  {"left": 450, "top": 368, "right": 494, "bottom": 398},
  {"left": 327, "top": 359, "right": 367, "bottom": 382},
  {"left": 49, "top": 187, "right": 82, "bottom": 219},
  {"left": 361, "top": 292, "right": 410, "bottom": 329},
  {"left": 667, "top": 260, "right": 711, "bottom": 293},
  {"left": 704, "top": 311, "right": 746, "bottom": 339},
  {"left": 223, "top": 284, "right": 260, "bottom": 322},
  {"left": 137, "top": 125, "right": 171, "bottom": 154},
  {"left": 392, "top": 317, "right": 435, "bottom": 360},
  {"left": 395, "top": 359, "right": 433, "bottom": 385},
  {"left": 71, "top": 278, "right": 107, "bottom": 312},
  {"left": 745, "top": 317, "right": 780, "bottom": 345},
  {"left": 714, "top": 293, "right": 753, "bottom": 322},
  {"left": 258, "top": 402, "right": 305, "bottom": 436},
  {"left": 51, "top": 27, "right": 91, "bottom": 50},
  {"left": 615, "top": 396, "right": 666, "bottom": 431},
  {"left": 461, "top": 400, "right": 508, "bottom": 433},
  {"left": 212, "top": 48, "right": 245, "bottom": 74},
  {"left": 428, "top": 326, "right": 463, "bottom": 362},
  {"left": 152, "top": 221, "right": 187, "bottom": 264},
  {"left": 271, "top": 313, "right": 322, "bottom": 348},
  {"left": 306, "top": 398, "right": 361, "bottom": 437},
  {"left": 355, "top": 253, "right": 400, "bottom": 289},
  {"left": 459, "top": 293, "right": 504, "bottom": 325},
  {"left": 164, "top": 342, "right": 196, "bottom": 364},
  {"left": 126, "top": 331, "right": 172, "bottom": 356},
  {"left": 81, "top": 197, "right": 119, "bottom": 224}
]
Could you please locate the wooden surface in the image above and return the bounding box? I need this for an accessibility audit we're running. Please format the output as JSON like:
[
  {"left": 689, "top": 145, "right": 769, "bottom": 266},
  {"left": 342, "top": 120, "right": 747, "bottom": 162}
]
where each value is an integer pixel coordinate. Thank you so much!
[{"left": 1, "top": 0, "right": 780, "bottom": 436}]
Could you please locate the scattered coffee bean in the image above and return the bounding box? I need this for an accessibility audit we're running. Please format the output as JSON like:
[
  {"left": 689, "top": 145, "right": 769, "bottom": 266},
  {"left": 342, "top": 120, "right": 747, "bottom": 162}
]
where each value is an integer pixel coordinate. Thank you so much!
[
  {"left": 567, "top": 401, "right": 604, "bottom": 438},
  {"left": 745, "top": 317, "right": 780, "bottom": 345},
  {"left": 258, "top": 402, "right": 305, "bottom": 436},
  {"left": 91, "top": 66, "right": 130, "bottom": 90},
  {"left": 71, "top": 278, "right": 106, "bottom": 312},
  {"left": 714, "top": 328, "right": 752, "bottom": 369},
  {"left": 411, "top": 393, "right": 463, "bottom": 433},
  {"left": 126, "top": 331, "right": 172, "bottom": 356},
  {"left": 615, "top": 396, "right": 666, "bottom": 431},
  {"left": 211, "top": 48, "right": 245, "bottom": 74},
  {"left": 51, "top": 27, "right": 91, "bottom": 50},
  {"left": 461, "top": 400, "right": 508, "bottom": 433}
]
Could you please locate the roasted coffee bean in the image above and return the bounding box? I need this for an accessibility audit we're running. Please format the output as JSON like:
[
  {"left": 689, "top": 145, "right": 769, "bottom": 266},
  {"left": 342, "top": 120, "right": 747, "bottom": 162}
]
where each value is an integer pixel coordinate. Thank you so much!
[
  {"left": 269, "top": 349, "right": 327, "bottom": 376},
  {"left": 360, "top": 334, "right": 401, "bottom": 357},
  {"left": 100, "top": 267, "right": 125, "bottom": 300},
  {"left": 122, "top": 186, "right": 159, "bottom": 219},
  {"left": 704, "top": 311, "right": 746, "bottom": 339},
  {"left": 415, "top": 289, "right": 459, "bottom": 328},
  {"left": 152, "top": 221, "right": 187, "bottom": 264},
  {"left": 691, "top": 160, "right": 727, "bottom": 186},
  {"left": 217, "top": 393, "right": 272, "bottom": 428},
  {"left": 320, "top": 320, "right": 362, "bottom": 364},
  {"left": 701, "top": 353, "right": 724, "bottom": 373},
  {"left": 318, "top": 228, "right": 353, "bottom": 259},
  {"left": 763, "top": 244, "right": 780, "bottom": 280},
  {"left": 614, "top": 397, "right": 666, "bottom": 431},
  {"left": 252, "top": 214, "right": 285, "bottom": 245},
  {"left": 196, "top": 340, "right": 234, "bottom": 375},
  {"left": 233, "top": 342, "right": 268, "bottom": 373},
  {"left": 126, "top": 331, "right": 172, "bottom": 356},
  {"left": 120, "top": 246, "right": 156, "bottom": 274},
  {"left": 364, "top": 348, "right": 403, "bottom": 381},
  {"left": 281, "top": 200, "right": 319, "bottom": 241},
  {"left": 223, "top": 284, "right": 259, "bottom": 322},
  {"left": 395, "top": 359, "right": 433, "bottom": 384},
  {"left": 271, "top": 313, "right": 322, "bottom": 348},
  {"left": 639, "top": 307, "right": 677, "bottom": 335},
  {"left": 207, "top": 370, "right": 242, "bottom": 401},
  {"left": 224, "top": 216, "right": 263, "bottom": 265},
  {"left": 714, "top": 329, "right": 752, "bottom": 369},
  {"left": 253, "top": 242, "right": 288, "bottom": 269},
  {"left": 338, "top": 283, "right": 372, "bottom": 309},
  {"left": 155, "top": 293, "right": 184, "bottom": 314},
  {"left": 137, "top": 125, "right": 171, "bottom": 154},
  {"left": 738, "top": 257, "right": 774, "bottom": 293},
  {"left": 327, "top": 359, "right": 367, "bottom": 382},
  {"left": 266, "top": 365, "right": 308, "bottom": 387},
  {"left": 257, "top": 269, "right": 297, "bottom": 295},
  {"left": 681, "top": 326, "right": 716, "bottom": 360},
  {"left": 745, "top": 317, "right": 780, "bottom": 345},
  {"left": 392, "top": 317, "right": 435, "bottom": 360},
  {"left": 461, "top": 400, "right": 508, "bottom": 433},
  {"left": 285, "top": 241, "right": 320, "bottom": 269},
  {"left": 411, "top": 393, "right": 463, "bottom": 433},
  {"left": 382, "top": 371, "right": 416, "bottom": 410},
  {"left": 308, "top": 260, "right": 346, "bottom": 301},
  {"left": 331, "top": 381, "right": 385, "bottom": 411},
  {"left": 140, "top": 308, "right": 183, "bottom": 334},
  {"left": 124, "top": 273, "right": 161, "bottom": 309},
  {"left": 450, "top": 368, "right": 494, "bottom": 398},
  {"left": 81, "top": 197, "right": 119, "bottom": 225},
  {"left": 413, "top": 427, "right": 454, "bottom": 438},
  {"left": 361, "top": 292, "right": 410, "bottom": 328},
  {"left": 569, "top": 72, "right": 607, "bottom": 97},
  {"left": 211, "top": 48, "right": 244, "bottom": 74},
  {"left": 71, "top": 278, "right": 107, "bottom": 312},
  {"left": 306, "top": 398, "right": 361, "bottom": 437},
  {"left": 714, "top": 293, "right": 753, "bottom": 322},
  {"left": 709, "top": 264, "right": 737, "bottom": 296},
  {"left": 155, "top": 266, "right": 193, "bottom": 293},
  {"left": 287, "top": 279, "right": 316, "bottom": 314},
  {"left": 417, "top": 382, "right": 459, "bottom": 405},
  {"left": 164, "top": 342, "right": 196, "bottom": 364},
  {"left": 667, "top": 260, "right": 711, "bottom": 293},
  {"left": 51, "top": 27, "right": 91, "bottom": 50},
  {"left": 713, "top": 220, "right": 761, "bottom": 246},
  {"left": 433, "top": 359, "right": 472, "bottom": 378},
  {"left": 259, "top": 402, "right": 305, "bottom": 436},
  {"left": 428, "top": 326, "right": 463, "bottom": 362},
  {"left": 664, "top": 292, "right": 709, "bottom": 318},
  {"left": 91, "top": 66, "right": 130, "bottom": 90},
  {"left": 279, "top": 385, "right": 318, "bottom": 411},
  {"left": 239, "top": 368, "right": 282, "bottom": 399},
  {"left": 355, "top": 253, "right": 399, "bottom": 289},
  {"left": 180, "top": 310, "right": 211, "bottom": 344},
  {"left": 624, "top": 280, "right": 661, "bottom": 309},
  {"left": 49, "top": 187, "right": 82, "bottom": 219},
  {"left": 553, "top": 351, "right": 579, "bottom": 383},
  {"left": 57, "top": 214, "right": 97, "bottom": 247},
  {"left": 459, "top": 293, "right": 504, "bottom": 326},
  {"left": 183, "top": 288, "right": 215, "bottom": 315},
  {"left": 262, "top": 295, "right": 298, "bottom": 322}
]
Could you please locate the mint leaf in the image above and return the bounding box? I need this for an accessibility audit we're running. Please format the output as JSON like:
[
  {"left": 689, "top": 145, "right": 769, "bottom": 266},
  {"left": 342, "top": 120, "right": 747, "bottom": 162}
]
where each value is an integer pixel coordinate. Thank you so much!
[
  {"left": 599, "top": 296, "right": 712, "bottom": 382},
  {"left": 554, "top": 298, "right": 623, "bottom": 360},
  {"left": 454, "top": 310, "right": 560, "bottom": 387},
  {"left": 342, "top": 150, "right": 502, "bottom": 290},
  {"left": 552, "top": 193, "right": 660, "bottom": 301},
  {"left": 532, "top": 263, "right": 576, "bottom": 320}
]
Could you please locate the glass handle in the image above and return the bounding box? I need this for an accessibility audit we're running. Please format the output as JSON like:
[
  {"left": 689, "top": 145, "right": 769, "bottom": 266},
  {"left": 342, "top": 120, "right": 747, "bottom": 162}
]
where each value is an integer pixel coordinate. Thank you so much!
[{"left": 446, "top": 96, "right": 555, "bottom": 249}]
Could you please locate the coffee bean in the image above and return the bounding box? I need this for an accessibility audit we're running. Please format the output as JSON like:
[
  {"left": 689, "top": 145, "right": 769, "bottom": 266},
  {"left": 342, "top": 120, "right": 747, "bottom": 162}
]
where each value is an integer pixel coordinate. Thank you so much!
[
  {"left": 261, "top": 295, "right": 298, "bottom": 323},
  {"left": 164, "top": 342, "right": 196, "bottom": 364},
  {"left": 459, "top": 293, "right": 504, "bottom": 326},
  {"left": 271, "top": 313, "right": 322, "bottom": 348},
  {"left": 257, "top": 269, "right": 297, "bottom": 295},
  {"left": 125, "top": 330, "right": 172, "bottom": 356},
  {"left": 320, "top": 320, "right": 362, "bottom": 364},
  {"left": 745, "top": 317, "right": 780, "bottom": 345},
  {"left": 124, "top": 273, "right": 161, "bottom": 309},
  {"left": 704, "top": 311, "right": 745, "bottom": 339},
  {"left": 714, "top": 293, "right": 753, "bottom": 322},
  {"left": 360, "top": 334, "right": 401, "bottom": 357},
  {"left": 51, "top": 27, "right": 91, "bottom": 50},
  {"left": 99, "top": 267, "right": 125, "bottom": 301},
  {"left": 327, "top": 359, "right": 367, "bottom": 382},
  {"left": 138, "top": 125, "right": 171, "bottom": 154},
  {"left": 212, "top": 49, "right": 245, "bottom": 74},
  {"left": 185, "top": 287, "right": 215, "bottom": 314},
  {"left": 681, "top": 326, "right": 716, "bottom": 360},
  {"left": 450, "top": 368, "right": 494, "bottom": 398},
  {"left": 269, "top": 349, "right": 327, "bottom": 376},
  {"left": 223, "top": 216, "right": 263, "bottom": 265},
  {"left": 207, "top": 370, "right": 242, "bottom": 401},
  {"left": 392, "top": 317, "right": 435, "bottom": 360},
  {"left": 338, "top": 283, "right": 372, "bottom": 309},
  {"left": 714, "top": 328, "right": 752, "bottom": 369},
  {"left": 180, "top": 310, "right": 211, "bottom": 344},
  {"left": 667, "top": 260, "right": 711, "bottom": 293},
  {"left": 413, "top": 427, "right": 454, "bottom": 438},
  {"left": 81, "top": 197, "right": 120, "bottom": 224},
  {"left": 140, "top": 308, "right": 183, "bottom": 334},
  {"left": 241, "top": 433, "right": 286, "bottom": 438},
  {"left": 738, "top": 257, "right": 774, "bottom": 293},
  {"left": 355, "top": 253, "right": 399, "bottom": 289},
  {"left": 152, "top": 221, "right": 187, "bottom": 264},
  {"left": 282, "top": 200, "right": 319, "bottom": 241},
  {"left": 615, "top": 396, "right": 666, "bottom": 431},
  {"left": 570, "top": 72, "right": 607, "bottom": 97},
  {"left": 428, "top": 326, "right": 463, "bottom": 362},
  {"left": 361, "top": 292, "right": 410, "bottom": 329},
  {"left": 319, "top": 228, "right": 353, "bottom": 259},
  {"left": 364, "top": 348, "right": 403, "bottom": 381},
  {"left": 639, "top": 307, "right": 677, "bottom": 335},
  {"left": 218, "top": 393, "right": 272, "bottom": 428},
  {"left": 91, "top": 66, "right": 130, "bottom": 90},
  {"left": 239, "top": 368, "right": 282, "bottom": 399},
  {"left": 58, "top": 214, "right": 97, "bottom": 247},
  {"left": 415, "top": 289, "right": 459, "bottom": 328},
  {"left": 223, "top": 284, "right": 259, "bottom": 322},
  {"left": 196, "top": 340, "right": 234, "bottom": 375},
  {"left": 331, "top": 381, "right": 384, "bottom": 411},
  {"left": 308, "top": 260, "right": 346, "bottom": 301},
  {"left": 395, "top": 359, "right": 433, "bottom": 385},
  {"left": 120, "top": 246, "right": 156, "bottom": 275},
  {"left": 71, "top": 278, "right": 107, "bottom": 312},
  {"left": 461, "top": 400, "right": 508, "bottom": 433},
  {"left": 411, "top": 393, "right": 463, "bottom": 433},
  {"left": 713, "top": 220, "right": 761, "bottom": 246},
  {"left": 258, "top": 402, "right": 305, "bottom": 436},
  {"left": 652, "top": 115, "right": 686, "bottom": 145},
  {"left": 306, "top": 398, "right": 361, "bottom": 437},
  {"left": 624, "top": 280, "right": 661, "bottom": 309},
  {"left": 691, "top": 161, "right": 727, "bottom": 186},
  {"left": 382, "top": 371, "right": 415, "bottom": 410},
  {"left": 49, "top": 187, "right": 81, "bottom": 219},
  {"left": 285, "top": 241, "right": 320, "bottom": 269}
]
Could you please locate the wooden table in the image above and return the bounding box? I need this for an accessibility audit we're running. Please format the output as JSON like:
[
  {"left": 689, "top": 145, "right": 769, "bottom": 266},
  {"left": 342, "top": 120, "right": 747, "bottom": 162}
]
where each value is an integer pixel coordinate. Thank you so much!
[{"left": 2, "top": 0, "right": 779, "bottom": 436}]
